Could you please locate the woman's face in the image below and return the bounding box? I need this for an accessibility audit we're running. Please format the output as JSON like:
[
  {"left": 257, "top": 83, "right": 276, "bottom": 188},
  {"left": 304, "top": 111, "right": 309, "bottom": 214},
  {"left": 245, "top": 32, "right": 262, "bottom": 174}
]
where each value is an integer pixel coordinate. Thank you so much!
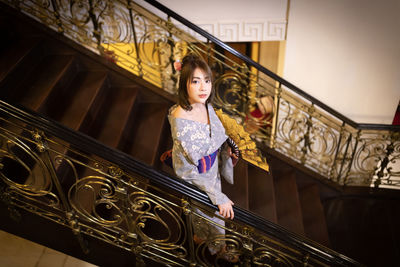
[{"left": 187, "top": 68, "right": 212, "bottom": 105}]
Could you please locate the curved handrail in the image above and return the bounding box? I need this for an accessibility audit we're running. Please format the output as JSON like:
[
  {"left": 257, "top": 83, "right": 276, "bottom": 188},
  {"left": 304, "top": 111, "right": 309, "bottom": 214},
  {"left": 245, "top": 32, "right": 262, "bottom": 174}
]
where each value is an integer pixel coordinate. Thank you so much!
[
  {"left": 357, "top": 123, "right": 400, "bottom": 131},
  {"left": 0, "top": 100, "right": 360, "bottom": 266},
  {"left": 143, "top": 0, "right": 399, "bottom": 131}
]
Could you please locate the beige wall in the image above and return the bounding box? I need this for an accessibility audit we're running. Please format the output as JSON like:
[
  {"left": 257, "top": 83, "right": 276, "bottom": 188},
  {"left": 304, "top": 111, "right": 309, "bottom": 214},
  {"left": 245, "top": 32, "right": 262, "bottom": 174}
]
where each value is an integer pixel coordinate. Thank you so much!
[
  {"left": 259, "top": 41, "right": 286, "bottom": 76},
  {"left": 283, "top": 0, "right": 400, "bottom": 124}
]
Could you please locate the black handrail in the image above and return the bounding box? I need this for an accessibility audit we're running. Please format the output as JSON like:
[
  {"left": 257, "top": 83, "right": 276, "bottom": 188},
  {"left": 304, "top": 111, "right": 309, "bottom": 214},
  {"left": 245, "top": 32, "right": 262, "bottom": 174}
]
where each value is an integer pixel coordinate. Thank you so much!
[
  {"left": 0, "top": 100, "right": 361, "bottom": 266},
  {"left": 143, "top": 0, "right": 400, "bottom": 132},
  {"left": 358, "top": 123, "right": 400, "bottom": 131}
]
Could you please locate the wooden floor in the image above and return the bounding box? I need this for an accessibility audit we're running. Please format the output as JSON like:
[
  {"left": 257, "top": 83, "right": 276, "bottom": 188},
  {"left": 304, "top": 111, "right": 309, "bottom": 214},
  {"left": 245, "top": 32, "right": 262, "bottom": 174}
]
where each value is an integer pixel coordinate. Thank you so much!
[{"left": 0, "top": 230, "right": 97, "bottom": 267}]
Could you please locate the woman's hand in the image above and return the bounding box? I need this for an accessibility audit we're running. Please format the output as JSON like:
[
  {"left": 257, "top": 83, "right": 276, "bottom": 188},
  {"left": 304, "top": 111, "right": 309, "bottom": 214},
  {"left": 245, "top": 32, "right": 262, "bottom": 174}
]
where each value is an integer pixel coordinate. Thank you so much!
[
  {"left": 218, "top": 200, "right": 234, "bottom": 219},
  {"left": 228, "top": 147, "right": 239, "bottom": 167}
]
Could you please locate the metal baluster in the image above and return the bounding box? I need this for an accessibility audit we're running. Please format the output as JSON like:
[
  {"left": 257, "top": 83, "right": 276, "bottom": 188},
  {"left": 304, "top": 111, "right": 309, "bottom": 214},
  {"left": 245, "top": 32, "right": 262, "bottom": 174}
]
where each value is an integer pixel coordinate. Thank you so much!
[
  {"left": 300, "top": 105, "right": 314, "bottom": 164},
  {"left": 270, "top": 82, "right": 281, "bottom": 149},
  {"left": 343, "top": 130, "right": 361, "bottom": 186},
  {"left": 127, "top": 0, "right": 143, "bottom": 77},
  {"left": 32, "top": 130, "right": 89, "bottom": 254},
  {"left": 374, "top": 132, "right": 398, "bottom": 187},
  {"left": 50, "top": 0, "right": 64, "bottom": 33},
  {"left": 331, "top": 122, "right": 345, "bottom": 181},
  {"left": 336, "top": 128, "right": 352, "bottom": 184},
  {"left": 87, "top": 0, "right": 102, "bottom": 50},
  {"left": 181, "top": 199, "right": 197, "bottom": 266}
]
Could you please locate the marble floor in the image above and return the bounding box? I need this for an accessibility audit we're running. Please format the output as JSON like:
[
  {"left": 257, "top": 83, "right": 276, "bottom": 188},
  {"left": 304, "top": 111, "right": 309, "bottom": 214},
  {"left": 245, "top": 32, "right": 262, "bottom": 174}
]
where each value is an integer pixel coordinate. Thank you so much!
[{"left": 0, "top": 230, "right": 97, "bottom": 267}]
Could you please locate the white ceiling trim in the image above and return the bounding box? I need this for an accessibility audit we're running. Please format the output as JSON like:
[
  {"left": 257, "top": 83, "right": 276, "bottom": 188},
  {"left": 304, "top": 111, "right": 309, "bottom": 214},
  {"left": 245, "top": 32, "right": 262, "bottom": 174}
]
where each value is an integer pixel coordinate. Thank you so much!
[{"left": 179, "top": 19, "right": 286, "bottom": 42}]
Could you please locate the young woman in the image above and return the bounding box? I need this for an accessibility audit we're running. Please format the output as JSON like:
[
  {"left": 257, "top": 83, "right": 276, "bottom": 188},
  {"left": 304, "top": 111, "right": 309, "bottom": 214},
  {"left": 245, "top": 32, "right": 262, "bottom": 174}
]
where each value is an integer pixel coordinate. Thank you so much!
[{"left": 168, "top": 53, "right": 237, "bottom": 254}]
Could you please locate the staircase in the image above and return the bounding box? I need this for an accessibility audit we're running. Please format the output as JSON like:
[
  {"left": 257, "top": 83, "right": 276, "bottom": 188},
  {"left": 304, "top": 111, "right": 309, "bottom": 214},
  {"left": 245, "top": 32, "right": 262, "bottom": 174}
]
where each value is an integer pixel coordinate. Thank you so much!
[
  {"left": 2, "top": 3, "right": 399, "bottom": 267},
  {"left": 0, "top": 0, "right": 332, "bottom": 243}
]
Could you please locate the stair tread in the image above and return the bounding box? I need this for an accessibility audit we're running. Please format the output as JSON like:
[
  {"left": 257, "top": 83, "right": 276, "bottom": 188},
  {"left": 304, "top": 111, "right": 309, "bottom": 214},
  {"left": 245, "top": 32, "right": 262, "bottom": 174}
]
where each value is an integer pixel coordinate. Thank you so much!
[
  {"left": 56, "top": 72, "right": 108, "bottom": 131},
  {"left": 273, "top": 171, "right": 305, "bottom": 235},
  {"left": 0, "top": 37, "right": 42, "bottom": 84},
  {"left": 126, "top": 103, "right": 168, "bottom": 166},
  {"left": 7, "top": 55, "right": 75, "bottom": 111},
  {"left": 248, "top": 165, "right": 277, "bottom": 223},
  {"left": 299, "top": 184, "right": 331, "bottom": 247},
  {"left": 155, "top": 121, "right": 174, "bottom": 174},
  {"left": 222, "top": 159, "right": 249, "bottom": 209},
  {"left": 92, "top": 87, "right": 139, "bottom": 148}
]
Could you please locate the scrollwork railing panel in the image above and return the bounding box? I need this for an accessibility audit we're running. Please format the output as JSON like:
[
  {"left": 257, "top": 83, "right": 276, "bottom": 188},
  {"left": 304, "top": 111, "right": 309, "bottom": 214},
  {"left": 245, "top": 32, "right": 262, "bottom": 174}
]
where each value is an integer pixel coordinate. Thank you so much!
[
  {"left": 346, "top": 131, "right": 400, "bottom": 187},
  {"left": 0, "top": 119, "right": 62, "bottom": 210},
  {"left": 187, "top": 200, "right": 332, "bottom": 267},
  {"left": 0, "top": 106, "right": 358, "bottom": 265},
  {"left": 274, "top": 90, "right": 345, "bottom": 178}
]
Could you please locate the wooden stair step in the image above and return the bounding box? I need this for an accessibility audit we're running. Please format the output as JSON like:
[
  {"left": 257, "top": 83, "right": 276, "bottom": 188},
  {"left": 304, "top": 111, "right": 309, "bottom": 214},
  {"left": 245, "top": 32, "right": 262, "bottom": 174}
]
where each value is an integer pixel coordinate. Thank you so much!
[
  {"left": 0, "top": 14, "right": 10, "bottom": 25},
  {"left": 0, "top": 37, "right": 43, "bottom": 86},
  {"left": 248, "top": 164, "right": 277, "bottom": 223},
  {"left": 4, "top": 55, "right": 76, "bottom": 111},
  {"left": 90, "top": 86, "right": 140, "bottom": 149},
  {"left": 156, "top": 122, "right": 176, "bottom": 176},
  {"left": 0, "top": 16, "right": 18, "bottom": 52},
  {"left": 125, "top": 103, "right": 168, "bottom": 166},
  {"left": 50, "top": 72, "right": 108, "bottom": 188},
  {"left": 44, "top": 71, "right": 108, "bottom": 132},
  {"left": 222, "top": 159, "right": 249, "bottom": 210},
  {"left": 273, "top": 170, "right": 305, "bottom": 235},
  {"left": 299, "top": 184, "right": 331, "bottom": 247}
]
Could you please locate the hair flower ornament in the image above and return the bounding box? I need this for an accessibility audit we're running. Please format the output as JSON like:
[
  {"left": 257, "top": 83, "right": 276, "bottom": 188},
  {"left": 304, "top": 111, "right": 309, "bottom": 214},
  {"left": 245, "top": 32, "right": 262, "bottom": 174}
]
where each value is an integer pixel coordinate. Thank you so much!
[{"left": 173, "top": 60, "right": 182, "bottom": 71}]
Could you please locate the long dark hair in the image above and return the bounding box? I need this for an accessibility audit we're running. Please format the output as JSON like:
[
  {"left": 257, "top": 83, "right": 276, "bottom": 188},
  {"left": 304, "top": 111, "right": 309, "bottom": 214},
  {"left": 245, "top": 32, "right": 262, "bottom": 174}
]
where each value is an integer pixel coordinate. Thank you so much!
[{"left": 178, "top": 53, "right": 214, "bottom": 111}]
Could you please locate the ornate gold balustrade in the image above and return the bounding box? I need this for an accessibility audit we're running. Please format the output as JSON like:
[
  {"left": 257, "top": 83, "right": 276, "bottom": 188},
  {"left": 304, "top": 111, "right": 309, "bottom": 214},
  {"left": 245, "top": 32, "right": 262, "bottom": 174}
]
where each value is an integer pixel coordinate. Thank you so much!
[
  {"left": 2, "top": 0, "right": 399, "bottom": 189},
  {"left": 0, "top": 103, "right": 360, "bottom": 266}
]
